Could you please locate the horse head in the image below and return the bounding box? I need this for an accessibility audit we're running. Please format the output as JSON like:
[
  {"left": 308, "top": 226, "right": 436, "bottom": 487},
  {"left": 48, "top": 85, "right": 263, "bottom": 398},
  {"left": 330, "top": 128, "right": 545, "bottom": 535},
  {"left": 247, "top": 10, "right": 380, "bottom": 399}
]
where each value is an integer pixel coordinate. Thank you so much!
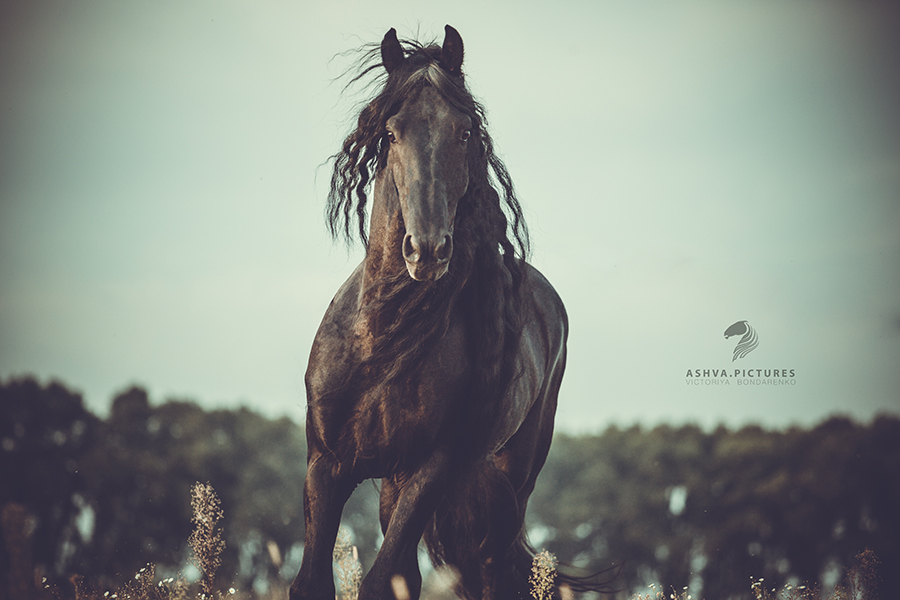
[{"left": 380, "top": 26, "right": 471, "bottom": 282}]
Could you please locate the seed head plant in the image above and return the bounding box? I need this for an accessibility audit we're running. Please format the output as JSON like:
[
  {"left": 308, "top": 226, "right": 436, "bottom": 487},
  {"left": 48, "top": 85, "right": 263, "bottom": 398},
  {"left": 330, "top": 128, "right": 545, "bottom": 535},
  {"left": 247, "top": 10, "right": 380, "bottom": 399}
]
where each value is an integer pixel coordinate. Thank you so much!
[
  {"left": 188, "top": 482, "right": 226, "bottom": 599},
  {"left": 529, "top": 550, "right": 557, "bottom": 600},
  {"left": 333, "top": 526, "right": 362, "bottom": 600}
]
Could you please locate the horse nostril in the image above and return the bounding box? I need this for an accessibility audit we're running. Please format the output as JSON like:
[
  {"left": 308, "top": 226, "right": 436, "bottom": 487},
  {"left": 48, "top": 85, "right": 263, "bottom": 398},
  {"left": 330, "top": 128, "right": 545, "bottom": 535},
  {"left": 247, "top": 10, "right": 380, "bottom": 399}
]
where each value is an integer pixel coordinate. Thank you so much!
[
  {"left": 403, "top": 232, "right": 452, "bottom": 265},
  {"left": 402, "top": 233, "right": 420, "bottom": 262},
  {"left": 435, "top": 234, "right": 453, "bottom": 262}
]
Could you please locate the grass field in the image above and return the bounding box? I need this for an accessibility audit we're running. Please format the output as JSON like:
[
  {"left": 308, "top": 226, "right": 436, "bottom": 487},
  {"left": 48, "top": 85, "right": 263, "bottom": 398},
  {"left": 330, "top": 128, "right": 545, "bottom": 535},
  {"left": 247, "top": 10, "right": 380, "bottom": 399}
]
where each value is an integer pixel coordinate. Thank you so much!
[{"left": 11, "top": 483, "right": 879, "bottom": 600}]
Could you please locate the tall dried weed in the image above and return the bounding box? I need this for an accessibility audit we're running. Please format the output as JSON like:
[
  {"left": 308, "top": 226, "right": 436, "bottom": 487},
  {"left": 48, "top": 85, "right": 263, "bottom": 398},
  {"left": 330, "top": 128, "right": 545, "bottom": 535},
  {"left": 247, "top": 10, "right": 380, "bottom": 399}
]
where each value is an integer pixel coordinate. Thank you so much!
[
  {"left": 529, "top": 550, "right": 557, "bottom": 600},
  {"left": 333, "top": 526, "right": 362, "bottom": 600},
  {"left": 188, "top": 483, "right": 226, "bottom": 599}
]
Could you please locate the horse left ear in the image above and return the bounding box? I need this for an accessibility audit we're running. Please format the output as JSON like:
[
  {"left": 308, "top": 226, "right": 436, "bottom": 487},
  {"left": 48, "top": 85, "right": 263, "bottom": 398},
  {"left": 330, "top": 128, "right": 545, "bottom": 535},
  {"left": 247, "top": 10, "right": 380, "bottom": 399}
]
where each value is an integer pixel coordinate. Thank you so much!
[{"left": 440, "top": 25, "right": 464, "bottom": 75}]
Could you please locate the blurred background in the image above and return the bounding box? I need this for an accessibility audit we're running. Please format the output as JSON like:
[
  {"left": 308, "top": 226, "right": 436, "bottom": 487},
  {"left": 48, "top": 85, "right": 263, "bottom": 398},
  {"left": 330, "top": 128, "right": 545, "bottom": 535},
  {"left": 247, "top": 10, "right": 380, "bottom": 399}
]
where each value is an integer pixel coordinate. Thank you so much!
[
  {"left": 1, "top": 0, "right": 899, "bottom": 598},
  {"left": 2, "top": 0, "right": 898, "bottom": 431},
  {"left": 2, "top": 380, "right": 897, "bottom": 599}
]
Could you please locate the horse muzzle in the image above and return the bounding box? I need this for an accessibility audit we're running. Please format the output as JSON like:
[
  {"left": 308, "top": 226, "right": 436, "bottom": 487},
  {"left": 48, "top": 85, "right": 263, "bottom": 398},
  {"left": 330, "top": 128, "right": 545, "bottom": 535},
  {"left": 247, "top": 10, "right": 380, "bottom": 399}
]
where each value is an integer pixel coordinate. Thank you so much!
[{"left": 402, "top": 232, "right": 453, "bottom": 281}]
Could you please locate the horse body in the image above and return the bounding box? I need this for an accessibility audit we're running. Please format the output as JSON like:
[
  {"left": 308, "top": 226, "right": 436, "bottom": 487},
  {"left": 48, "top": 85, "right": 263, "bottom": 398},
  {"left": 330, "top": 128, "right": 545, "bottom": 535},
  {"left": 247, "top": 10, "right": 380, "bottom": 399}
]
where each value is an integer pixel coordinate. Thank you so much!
[
  {"left": 306, "top": 262, "right": 565, "bottom": 473},
  {"left": 291, "top": 26, "right": 571, "bottom": 600},
  {"left": 305, "top": 263, "right": 471, "bottom": 476}
]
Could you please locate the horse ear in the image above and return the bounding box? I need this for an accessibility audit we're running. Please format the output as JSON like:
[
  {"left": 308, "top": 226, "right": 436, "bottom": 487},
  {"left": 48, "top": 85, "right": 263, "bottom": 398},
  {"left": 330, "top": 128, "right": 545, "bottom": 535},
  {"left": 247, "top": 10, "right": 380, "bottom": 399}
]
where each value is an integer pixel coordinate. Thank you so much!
[
  {"left": 440, "top": 25, "right": 464, "bottom": 75},
  {"left": 381, "top": 27, "right": 405, "bottom": 73}
]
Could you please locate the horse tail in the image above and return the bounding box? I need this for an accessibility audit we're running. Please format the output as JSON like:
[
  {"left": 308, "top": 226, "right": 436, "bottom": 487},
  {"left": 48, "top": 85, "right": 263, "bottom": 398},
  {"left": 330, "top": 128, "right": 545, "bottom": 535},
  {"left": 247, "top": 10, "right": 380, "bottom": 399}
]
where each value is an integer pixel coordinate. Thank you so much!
[{"left": 424, "top": 460, "right": 529, "bottom": 599}]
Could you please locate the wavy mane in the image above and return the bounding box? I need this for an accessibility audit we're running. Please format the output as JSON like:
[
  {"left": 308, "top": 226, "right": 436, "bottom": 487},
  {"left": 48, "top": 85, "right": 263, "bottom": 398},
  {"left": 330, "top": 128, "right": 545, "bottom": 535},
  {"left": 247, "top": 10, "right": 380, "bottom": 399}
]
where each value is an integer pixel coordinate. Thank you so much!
[
  {"left": 297, "top": 28, "right": 580, "bottom": 599},
  {"left": 322, "top": 34, "right": 531, "bottom": 454},
  {"left": 326, "top": 36, "right": 529, "bottom": 258}
]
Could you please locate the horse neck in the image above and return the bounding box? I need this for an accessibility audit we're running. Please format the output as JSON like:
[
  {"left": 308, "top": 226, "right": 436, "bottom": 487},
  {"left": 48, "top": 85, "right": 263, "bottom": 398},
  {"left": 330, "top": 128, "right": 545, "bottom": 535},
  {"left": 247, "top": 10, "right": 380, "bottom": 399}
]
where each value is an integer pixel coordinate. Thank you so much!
[
  {"left": 355, "top": 169, "right": 407, "bottom": 342},
  {"left": 365, "top": 169, "right": 407, "bottom": 287}
]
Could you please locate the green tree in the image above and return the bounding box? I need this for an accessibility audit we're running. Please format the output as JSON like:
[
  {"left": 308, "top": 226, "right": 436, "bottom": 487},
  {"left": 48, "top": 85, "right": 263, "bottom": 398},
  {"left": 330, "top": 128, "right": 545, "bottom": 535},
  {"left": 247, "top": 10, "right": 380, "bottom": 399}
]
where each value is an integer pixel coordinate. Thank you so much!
[
  {"left": 81, "top": 388, "right": 309, "bottom": 591},
  {"left": 530, "top": 417, "right": 900, "bottom": 599},
  {"left": 0, "top": 377, "right": 101, "bottom": 591}
]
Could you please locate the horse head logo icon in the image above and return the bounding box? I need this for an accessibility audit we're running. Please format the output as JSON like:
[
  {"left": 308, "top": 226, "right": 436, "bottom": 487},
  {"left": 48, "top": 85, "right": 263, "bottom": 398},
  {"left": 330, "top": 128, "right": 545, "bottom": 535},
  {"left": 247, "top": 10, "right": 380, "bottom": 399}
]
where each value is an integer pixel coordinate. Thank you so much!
[{"left": 724, "top": 320, "right": 758, "bottom": 361}]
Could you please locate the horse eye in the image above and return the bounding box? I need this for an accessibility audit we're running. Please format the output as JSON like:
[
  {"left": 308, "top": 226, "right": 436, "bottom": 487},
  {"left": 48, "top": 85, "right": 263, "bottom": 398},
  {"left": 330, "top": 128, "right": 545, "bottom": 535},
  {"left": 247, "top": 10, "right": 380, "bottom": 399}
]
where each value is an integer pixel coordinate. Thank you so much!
[
  {"left": 461, "top": 130, "right": 471, "bottom": 142},
  {"left": 386, "top": 131, "right": 396, "bottom": 143}
]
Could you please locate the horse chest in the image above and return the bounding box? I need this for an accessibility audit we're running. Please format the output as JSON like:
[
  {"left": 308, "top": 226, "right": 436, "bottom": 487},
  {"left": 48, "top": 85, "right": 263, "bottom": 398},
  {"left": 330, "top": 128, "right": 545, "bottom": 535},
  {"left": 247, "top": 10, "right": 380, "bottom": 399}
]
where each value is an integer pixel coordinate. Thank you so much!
[{"left": 306, "top": 300, "right": 472, "bottom": 473}]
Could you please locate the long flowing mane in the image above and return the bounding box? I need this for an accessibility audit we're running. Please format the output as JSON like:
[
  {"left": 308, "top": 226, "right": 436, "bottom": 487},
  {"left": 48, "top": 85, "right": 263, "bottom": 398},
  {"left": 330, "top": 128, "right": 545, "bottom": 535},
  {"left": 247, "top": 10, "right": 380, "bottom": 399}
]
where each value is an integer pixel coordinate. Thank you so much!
[
  {"left": 295, "top": 27, "right": 582, "bottom": 600},
  {"left": 325, "top": 34, "right": 530, "bottom": 441}
]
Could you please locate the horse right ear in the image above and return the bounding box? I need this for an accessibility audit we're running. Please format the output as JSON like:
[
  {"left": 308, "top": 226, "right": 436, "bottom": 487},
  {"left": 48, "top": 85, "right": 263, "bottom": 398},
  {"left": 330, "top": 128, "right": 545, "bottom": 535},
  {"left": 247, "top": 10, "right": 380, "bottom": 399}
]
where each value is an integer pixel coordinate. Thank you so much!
[{"left": 381, "top": 28, "right": 404, "bottom": 73}]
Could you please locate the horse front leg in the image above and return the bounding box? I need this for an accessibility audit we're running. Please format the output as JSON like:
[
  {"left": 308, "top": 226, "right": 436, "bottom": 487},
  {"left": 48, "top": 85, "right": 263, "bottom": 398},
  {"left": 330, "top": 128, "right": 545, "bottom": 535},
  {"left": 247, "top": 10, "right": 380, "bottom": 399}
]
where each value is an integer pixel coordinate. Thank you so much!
[
  {"left": 377, "top": 476, "right": 426, "bottom": 598},
  {"left": 360, "top": 449, "right": 453, "bottom": 600},
  {"left": 289, "top": 448, "right": 356, "bottom": 600}
]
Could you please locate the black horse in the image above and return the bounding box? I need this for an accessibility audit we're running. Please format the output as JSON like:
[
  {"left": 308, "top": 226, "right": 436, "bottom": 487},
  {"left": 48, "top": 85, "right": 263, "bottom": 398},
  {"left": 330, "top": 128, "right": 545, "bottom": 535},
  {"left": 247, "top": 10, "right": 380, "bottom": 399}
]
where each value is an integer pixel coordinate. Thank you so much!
[{"left": 291, "top": 26, "right": 582, "bottom": 600}]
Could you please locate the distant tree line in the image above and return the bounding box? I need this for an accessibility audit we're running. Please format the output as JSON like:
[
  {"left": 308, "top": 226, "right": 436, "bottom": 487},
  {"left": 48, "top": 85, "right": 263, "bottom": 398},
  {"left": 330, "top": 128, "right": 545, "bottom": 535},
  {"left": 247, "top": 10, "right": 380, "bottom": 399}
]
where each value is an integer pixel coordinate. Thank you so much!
[
  {"left": 530, "top": 418, "right": 898, "bottom": 598},
  {"left": 1, "top": 376, "right": 897, "bottom": 599}
]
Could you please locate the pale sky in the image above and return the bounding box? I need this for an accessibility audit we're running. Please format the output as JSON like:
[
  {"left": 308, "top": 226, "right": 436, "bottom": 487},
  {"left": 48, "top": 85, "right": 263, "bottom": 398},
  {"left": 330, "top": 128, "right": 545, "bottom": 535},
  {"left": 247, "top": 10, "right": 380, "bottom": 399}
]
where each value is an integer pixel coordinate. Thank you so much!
[{"left": 2, "top": 1, "right": 898, "bottom": 433}]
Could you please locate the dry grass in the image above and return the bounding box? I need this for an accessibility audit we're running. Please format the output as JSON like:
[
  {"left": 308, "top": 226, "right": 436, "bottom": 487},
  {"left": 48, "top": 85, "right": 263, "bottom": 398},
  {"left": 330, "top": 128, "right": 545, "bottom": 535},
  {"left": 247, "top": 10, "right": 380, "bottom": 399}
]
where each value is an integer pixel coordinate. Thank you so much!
[
  {"left": 3, "top": 486, "right": 881, "bottom": 600},
  {"left": 746, "top": 548, "right": 879, "bottom": 600},
  {"left": 630, "top": 583, "right": 691, "bottom": 600},
  {"left": 332, "top": 527, "right": 362, "bottom": 600},
  {"left": 525, "top": 548, "right": 881, "bottom": 600},
  {"left": 529, "top": 550, "right": 557, "bottom": 600},
  {"left": 30, "top": 483, "right": 234, "bottom": 600},
  {"left": 188, "top": 482, "right": 227, "bottom": 599}
]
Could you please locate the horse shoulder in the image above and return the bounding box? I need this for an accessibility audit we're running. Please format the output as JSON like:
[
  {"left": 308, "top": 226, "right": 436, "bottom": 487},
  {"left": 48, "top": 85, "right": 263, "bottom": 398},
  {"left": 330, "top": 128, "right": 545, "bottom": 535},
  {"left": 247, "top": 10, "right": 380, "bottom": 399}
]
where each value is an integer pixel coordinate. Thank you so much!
[
  {"left": 523, "top": 263, "right": 568, "bottom": 360},
  {"left": 486, "top": 264, "right": 567, "bottom": 451},
  {"left": 305, "top": 263, "right": 365, "bottom": 400}
]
